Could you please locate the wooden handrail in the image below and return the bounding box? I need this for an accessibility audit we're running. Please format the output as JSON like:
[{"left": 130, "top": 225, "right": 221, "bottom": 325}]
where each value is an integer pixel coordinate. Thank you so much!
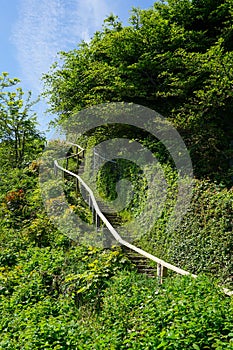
[{"left": 54, "top": 143, "right": 233, "bottom": 297}]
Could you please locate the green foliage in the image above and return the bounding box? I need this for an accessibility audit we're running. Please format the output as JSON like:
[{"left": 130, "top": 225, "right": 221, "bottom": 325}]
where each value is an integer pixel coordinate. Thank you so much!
[{"left": 62, "top": 247, "right": 131, "bottom": 308}]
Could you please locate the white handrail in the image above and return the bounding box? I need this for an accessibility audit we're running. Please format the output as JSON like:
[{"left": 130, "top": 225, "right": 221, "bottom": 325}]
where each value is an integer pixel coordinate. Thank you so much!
[
  {"left": 54, "top": 143, "right": 233, "bottom": 296},
  {"left": 55, "top": 159, "right": 197, "bottom": 276}
]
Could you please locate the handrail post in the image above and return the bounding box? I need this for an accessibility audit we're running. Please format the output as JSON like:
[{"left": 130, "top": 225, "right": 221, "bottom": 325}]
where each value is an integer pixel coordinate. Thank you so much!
[
  {"left": 157, "top": 263, "right": 168, "bottom": 284},
  {"left": 96, "top": 213, "right": 100, "bottom": 230},
  {"left": 77, "top": 152, "right": 79, "bottom": 168},
  {"left": 75, "top": 177, "right": 78, "bottom": 193}
]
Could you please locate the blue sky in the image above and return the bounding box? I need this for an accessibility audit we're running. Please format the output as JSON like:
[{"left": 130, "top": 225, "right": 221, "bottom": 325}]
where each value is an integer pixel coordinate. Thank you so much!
[{"left": 1, "top": 0, "right": 155, "bottom": 133}]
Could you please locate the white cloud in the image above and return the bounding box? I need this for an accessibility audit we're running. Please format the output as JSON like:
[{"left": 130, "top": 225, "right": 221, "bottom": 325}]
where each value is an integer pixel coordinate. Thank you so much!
[
  {"left": 72, "top": 0, "right": 111, "bottom": 41},
  {"left": 12, "top": 0, "right": 111, "bottom": 93}
]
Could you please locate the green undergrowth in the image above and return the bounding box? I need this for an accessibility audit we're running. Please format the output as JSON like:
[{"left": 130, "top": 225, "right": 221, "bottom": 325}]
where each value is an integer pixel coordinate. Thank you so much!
[
  {"left": 1, "top": 256, "right": 233, "bottom": 349},
  {"left": 1, "top": 162, "right": 233, "bottom": 349}
]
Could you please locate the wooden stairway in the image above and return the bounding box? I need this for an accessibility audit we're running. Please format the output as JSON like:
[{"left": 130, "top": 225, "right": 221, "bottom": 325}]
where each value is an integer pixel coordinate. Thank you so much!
[
  {"left": 96, "top": 200, "right": 158, "bottom": 278},
  {"left": 122, "top": 246, "right": 158, "bottom": 278},
  {"left": 77, "top": 159, "right": 158, "bottom": 278}
]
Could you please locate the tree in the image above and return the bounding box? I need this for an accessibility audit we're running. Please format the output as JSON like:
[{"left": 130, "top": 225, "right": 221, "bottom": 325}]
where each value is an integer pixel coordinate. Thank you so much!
[
  {"left": 0, "top": 72, "right": 45, "bottom": 168},
  {"left": 43, "top": 0, "right": 233, "bottom": 184}
]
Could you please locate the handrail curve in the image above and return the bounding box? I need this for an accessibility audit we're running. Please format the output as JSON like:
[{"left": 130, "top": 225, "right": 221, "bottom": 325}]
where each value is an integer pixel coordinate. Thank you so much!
[{"left": 54, "top": 143, "right": 233, "bottom": 296}]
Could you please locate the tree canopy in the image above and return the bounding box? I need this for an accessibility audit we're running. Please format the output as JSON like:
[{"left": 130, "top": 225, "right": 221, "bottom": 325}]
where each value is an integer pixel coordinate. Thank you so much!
[
  {"left": 43, "top": 0, "right": 233, "bottom": 184},
  {"left": 0, "top": 72, "right": 45, "bottom": 169}
]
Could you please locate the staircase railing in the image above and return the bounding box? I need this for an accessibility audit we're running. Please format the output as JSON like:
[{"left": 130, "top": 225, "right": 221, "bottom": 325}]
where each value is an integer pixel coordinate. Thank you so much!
[{"left": 54, "top": 142, "right": 233, "bottom": 297}]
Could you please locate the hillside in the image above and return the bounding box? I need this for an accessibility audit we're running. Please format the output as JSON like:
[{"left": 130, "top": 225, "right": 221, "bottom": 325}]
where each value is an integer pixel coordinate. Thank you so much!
[{"left": 1, "top": 0, "right": 233, "bottom": 348}]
